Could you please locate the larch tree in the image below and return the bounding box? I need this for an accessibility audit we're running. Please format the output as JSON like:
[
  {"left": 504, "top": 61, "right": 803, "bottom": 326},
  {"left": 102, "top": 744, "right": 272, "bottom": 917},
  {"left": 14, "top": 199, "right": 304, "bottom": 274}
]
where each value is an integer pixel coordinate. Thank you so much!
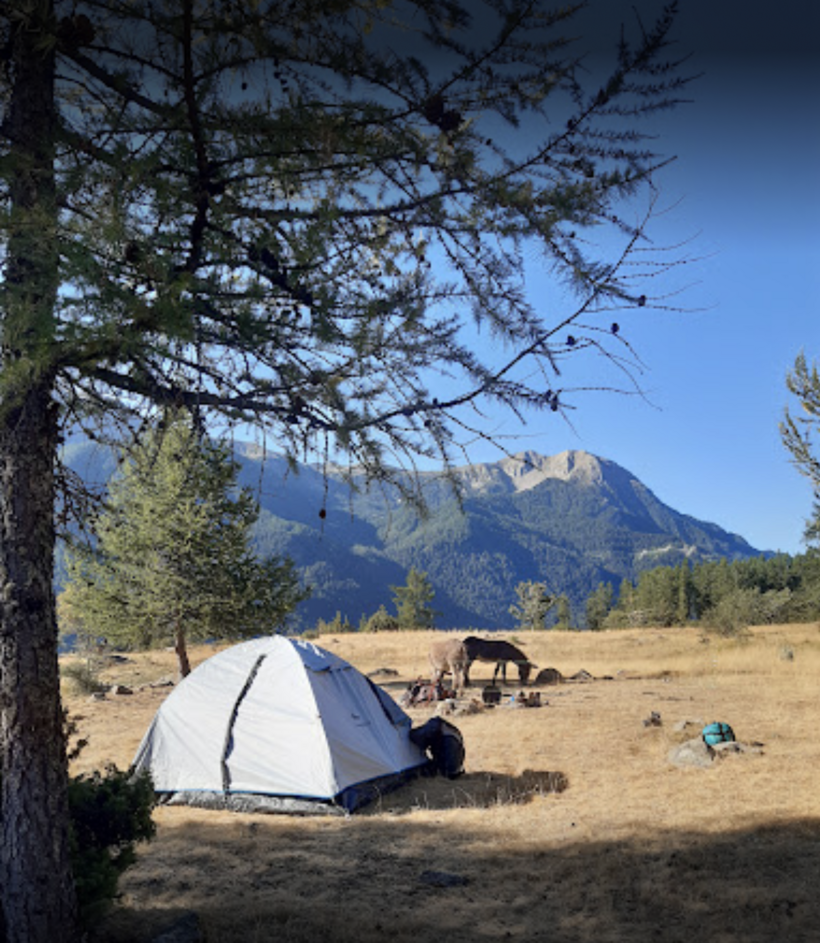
[
  {"left": 781, "top": 352, "right": 820, "bottom": 545},
  {"left": 63, "top": 414, "right": 309, "bottom": 678},
  {"left": 0, "top": 1, "right": 693, "bottom": 940}
]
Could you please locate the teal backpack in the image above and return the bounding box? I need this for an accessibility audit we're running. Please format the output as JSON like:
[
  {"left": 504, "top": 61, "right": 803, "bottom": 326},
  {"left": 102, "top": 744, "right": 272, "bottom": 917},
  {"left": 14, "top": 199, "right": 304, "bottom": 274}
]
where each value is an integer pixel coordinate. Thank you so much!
[{"left": 702, "top": 722, "right": 735, "bottom": 746}]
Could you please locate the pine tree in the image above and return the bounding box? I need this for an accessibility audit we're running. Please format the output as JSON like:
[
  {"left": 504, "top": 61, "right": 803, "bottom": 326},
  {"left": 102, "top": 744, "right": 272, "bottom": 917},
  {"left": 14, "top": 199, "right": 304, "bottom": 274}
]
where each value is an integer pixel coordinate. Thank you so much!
[
  {"left": 691, "top": 558, "right": 736, "bottom": 619},
  {"left": 674, "top": 562, "right": 693, "bottom": 625},
  {"left": 585, "top": 581, "right": 613, "bottom": 630},
  {"left": 64, "top": 414, "right": 308, "bottom": 677},
  {"left": 633, "top": 566, "right": 677, "bottom": 627},
  {"left": 0, "top": 2, "right": 693, "bottom": 938},
  {"left": 391, "top": 568, "right": 438, "bottom": 630},
  {"left": 610, "top": 577, "right": 638, "bottom": 627},
  {"left": 555, "top": 594, "right": 573, "bottom": 630}
]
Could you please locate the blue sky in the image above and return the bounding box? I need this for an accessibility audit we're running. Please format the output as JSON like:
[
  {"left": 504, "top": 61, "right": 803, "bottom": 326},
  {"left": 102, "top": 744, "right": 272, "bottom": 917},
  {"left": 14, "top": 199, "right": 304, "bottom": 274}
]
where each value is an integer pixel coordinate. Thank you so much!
[{"left": 444, "top": 1, "right": 819, "bottom": 556}]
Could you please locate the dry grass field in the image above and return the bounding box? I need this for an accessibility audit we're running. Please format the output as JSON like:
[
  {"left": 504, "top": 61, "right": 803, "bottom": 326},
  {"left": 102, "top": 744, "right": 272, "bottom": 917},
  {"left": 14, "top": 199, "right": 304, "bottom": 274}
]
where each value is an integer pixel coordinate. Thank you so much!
[{"left": 62, "top": 624, "right": 820, "bottom": 943}]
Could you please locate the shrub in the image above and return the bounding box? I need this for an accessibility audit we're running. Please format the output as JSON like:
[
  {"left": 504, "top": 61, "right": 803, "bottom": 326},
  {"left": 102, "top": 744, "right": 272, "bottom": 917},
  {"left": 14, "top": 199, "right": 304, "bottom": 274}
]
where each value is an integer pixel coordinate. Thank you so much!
[
  {"left": 701, "top": 588, "right": 792, "bottom": 637},
  {"left": 601, "top": 609, "right": 632, "bottom": 629},
  {"left": 68, "top": 765, "right": 156, "bottom": 926},
  {"left": 61, "top": 659, "right": 108, "bottom": 695},
  {"left": 363, "top": 605, "right": 399, "bottom": 632},
  {"left": 46, "top": 715, "right": 158, "bottom": 928},
  {"left": 0, "top": 758, "right": 155, "bottom": 931},
  {"left": 316, "top": 611, "right": 355, "bottom": 634}
]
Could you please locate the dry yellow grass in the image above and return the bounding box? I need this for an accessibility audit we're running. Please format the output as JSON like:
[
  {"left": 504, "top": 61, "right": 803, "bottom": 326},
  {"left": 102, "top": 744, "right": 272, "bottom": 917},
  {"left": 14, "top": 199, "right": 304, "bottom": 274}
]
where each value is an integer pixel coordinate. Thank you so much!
[{"left": 62, "top": 625, "right": 820, "bottom": 943}]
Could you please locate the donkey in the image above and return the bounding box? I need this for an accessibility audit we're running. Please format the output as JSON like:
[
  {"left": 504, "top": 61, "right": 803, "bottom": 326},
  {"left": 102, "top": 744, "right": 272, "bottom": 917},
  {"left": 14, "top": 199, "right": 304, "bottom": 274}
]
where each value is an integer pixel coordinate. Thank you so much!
[
  {"left": 428, "top": 638, "right": 469, "bottom": 694},
  {"left": 462, "top": 636, "right": 537, "bottom": 687}
]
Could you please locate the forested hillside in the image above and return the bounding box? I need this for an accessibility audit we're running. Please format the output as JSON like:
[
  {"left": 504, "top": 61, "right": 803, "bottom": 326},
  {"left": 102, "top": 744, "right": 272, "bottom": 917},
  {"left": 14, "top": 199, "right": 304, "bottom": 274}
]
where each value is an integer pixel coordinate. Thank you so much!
[{"left": 62, "top": 441, "right": 764, "bottom": 629}]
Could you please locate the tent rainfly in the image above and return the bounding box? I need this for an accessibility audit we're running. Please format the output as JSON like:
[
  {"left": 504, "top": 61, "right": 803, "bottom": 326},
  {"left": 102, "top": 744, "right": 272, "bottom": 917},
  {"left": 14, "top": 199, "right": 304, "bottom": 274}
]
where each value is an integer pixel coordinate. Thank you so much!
[{"left": 132, "top": 635, "right": 428, "bottom": 814}]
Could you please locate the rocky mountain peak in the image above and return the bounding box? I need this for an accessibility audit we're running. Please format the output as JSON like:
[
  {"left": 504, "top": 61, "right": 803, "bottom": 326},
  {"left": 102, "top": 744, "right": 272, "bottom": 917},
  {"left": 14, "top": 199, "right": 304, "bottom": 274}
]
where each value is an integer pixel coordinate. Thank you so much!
[{"left": 459, "top": 448, "right": 605, "bottom": 493}]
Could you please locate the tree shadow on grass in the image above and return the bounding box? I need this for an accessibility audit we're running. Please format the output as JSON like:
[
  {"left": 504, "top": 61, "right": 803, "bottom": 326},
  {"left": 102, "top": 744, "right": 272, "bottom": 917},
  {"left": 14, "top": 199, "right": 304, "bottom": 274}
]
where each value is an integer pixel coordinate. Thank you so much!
[
  {"left": 93, "top": 807, "right": 820, "bottom": 943},
  {"left": 360, "top": 768, "right": 569, "bottom": 814}
]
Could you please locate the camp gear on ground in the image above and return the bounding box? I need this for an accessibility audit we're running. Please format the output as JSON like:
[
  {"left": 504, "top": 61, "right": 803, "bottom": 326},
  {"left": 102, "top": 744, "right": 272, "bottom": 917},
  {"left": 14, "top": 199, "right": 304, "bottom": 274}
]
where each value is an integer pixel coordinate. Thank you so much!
[
  {"left": 702, "top": 722, "right": 736, "bottom": 746},
  {"left": 409, "top": 717, "right": 465, "bottom": 779}
]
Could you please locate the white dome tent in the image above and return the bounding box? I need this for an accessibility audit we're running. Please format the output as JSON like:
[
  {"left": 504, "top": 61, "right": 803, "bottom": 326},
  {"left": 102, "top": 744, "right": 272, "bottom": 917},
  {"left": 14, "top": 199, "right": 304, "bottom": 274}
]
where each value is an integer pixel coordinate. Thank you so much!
[{"left": 132, "top": 635, "right": 428, "bottom": 814}]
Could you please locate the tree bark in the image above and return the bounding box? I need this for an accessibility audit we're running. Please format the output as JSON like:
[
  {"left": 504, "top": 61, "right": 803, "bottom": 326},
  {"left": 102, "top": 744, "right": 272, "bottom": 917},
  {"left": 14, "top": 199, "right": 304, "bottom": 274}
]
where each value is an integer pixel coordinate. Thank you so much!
[
  {"left": 0, "top": 3, "right": 80, "bottom": 941},
  {"left": 0, "top": 387, "right": 77, "bottom": 943},
  {"left": 175, "top": 622, "right": 192, "bottom": 679}
]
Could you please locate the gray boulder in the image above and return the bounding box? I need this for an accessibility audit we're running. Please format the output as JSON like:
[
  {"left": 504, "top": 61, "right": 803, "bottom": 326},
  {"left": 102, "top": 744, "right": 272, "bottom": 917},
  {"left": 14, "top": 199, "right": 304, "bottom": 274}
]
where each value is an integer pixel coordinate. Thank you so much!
[{"left": 668, "top": 736, "right": 715, "bottom": 769}]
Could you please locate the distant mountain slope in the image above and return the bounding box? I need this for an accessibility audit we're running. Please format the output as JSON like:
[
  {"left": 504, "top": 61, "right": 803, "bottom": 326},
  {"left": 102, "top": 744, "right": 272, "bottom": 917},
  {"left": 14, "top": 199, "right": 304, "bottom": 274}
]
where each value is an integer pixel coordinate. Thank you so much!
[{"left": 60, "top": 442, "right": 764, "bottom": 629}]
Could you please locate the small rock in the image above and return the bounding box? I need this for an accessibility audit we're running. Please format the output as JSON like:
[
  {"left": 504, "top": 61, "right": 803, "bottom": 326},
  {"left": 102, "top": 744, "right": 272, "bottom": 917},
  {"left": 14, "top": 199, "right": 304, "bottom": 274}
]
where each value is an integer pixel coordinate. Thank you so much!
[
  {"left": 109, "top": 684, "right": 133, "bottom": 696},
  {"left": 89, "top": 692, "right": 107, "bottom": 702}
]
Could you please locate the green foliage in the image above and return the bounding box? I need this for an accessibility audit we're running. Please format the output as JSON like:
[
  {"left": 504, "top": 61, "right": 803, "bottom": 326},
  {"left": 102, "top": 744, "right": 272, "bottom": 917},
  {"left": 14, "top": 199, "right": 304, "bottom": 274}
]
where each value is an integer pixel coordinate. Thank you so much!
[
  {"left": 57, "top": 605, "right": 109, "bottom": 692},
  {"left": 64, "top": 438, "right": 780, "bottom": 631},
  {"left": 0, "top": 3, "right": 693, "bottom": 937},
  {"left": 25, "top": 0, "right": 694, "bottom": 498},
  {"left": 57, "top": 580, "right": 103, "bottom": 655},
  {"left": 701, "top": 588, "right": 792, "bottom": 637},
  {"left": 781, "top": 352, "right": 820, "bottom": 544},
  {"left": 782, "top": 552, "right": 820, "bottom": 621},
  {"left": 38, "top": 717, "right": 157, "bottom": 930},
  {"left": 67, "top": 767, "right": 156, "bottom": 928},
  {"left": 64, "top": 414, "right": 309, "bottom": 674},
  {"left": 609, "top": 562, "right": 709, "bottom": 628},
  {"left": 554, "top": 594, "right": 573, "bottom": 630},
  {"left": 604, "top": 577, "right": 636, "bottom": 628},
  {"left": 363, "top": 605, "right": 400, "bottom": 633},
  {"left": 358, "top": 464, "right": 756, "bottom": 628},
  {"left": 626, "top": 564, "right": 691, "bottom": 628},
  {"left": 586, "top": 582, "right": 614, "bottom": 630},
  {"left": 60, "top": 661, "right": 108, "bottom": 696},
  {"left": 391, "top": 568, "right": 438, "bottom": 629},
  {"left": 316, "top": 611, "right": 355, "bottom": 634},
  {"left": 586, "top": 551, "right": 820, "bottom": 631},
  {"left": 509, "top": 580, "right": 554, "bottom": 631}
]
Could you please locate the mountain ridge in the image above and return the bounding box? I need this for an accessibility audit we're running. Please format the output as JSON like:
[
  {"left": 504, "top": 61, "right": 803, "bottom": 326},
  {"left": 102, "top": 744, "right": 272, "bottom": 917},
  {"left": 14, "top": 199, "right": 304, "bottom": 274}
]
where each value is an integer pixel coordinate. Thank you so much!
[{"left": 61, "top": 442, "right": 764, "bottom": 629}]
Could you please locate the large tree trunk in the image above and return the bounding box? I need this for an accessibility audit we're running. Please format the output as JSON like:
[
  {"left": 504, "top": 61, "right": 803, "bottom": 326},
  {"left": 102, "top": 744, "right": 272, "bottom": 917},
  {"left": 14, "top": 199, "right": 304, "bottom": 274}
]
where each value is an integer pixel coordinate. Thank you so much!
[
  {"left": 0, "top": 386, "right": 77, "bottom": 943},
  {"left": 0, "top": 3, "right": 80, "bottom": 941}
]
